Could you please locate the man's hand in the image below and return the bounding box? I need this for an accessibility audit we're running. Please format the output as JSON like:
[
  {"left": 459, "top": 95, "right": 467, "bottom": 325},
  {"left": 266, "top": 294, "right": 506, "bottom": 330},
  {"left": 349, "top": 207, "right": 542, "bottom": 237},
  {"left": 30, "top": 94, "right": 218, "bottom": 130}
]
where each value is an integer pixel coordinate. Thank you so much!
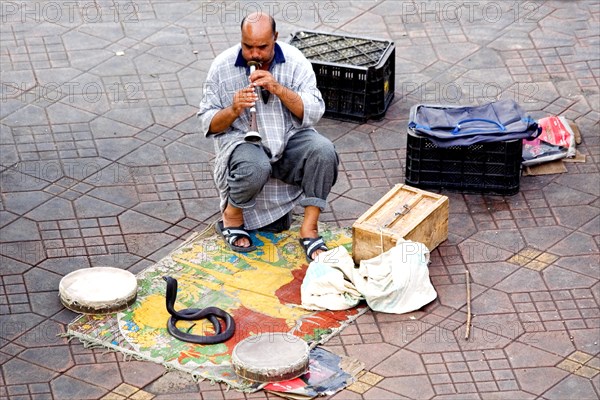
[
  {"left": 232, "top": 86, "right": 258, "bottom": 116},
  {"left": 208, "top": 86, "right": 257, "bottom": 134},
  {"left": 249, "top": 69, "right": 281, "bottom": 95},
  {"left": 250, "top": 69, "right": 304, "bottom": 120}
]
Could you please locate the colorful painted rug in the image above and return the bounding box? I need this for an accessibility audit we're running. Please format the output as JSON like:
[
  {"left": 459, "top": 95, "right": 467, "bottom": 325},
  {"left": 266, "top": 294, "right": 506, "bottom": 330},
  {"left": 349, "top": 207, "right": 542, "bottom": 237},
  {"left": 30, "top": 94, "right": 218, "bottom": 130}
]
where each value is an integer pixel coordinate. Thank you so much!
[{"left": 66, "top": 220, "right": 367, "bottom": 392}]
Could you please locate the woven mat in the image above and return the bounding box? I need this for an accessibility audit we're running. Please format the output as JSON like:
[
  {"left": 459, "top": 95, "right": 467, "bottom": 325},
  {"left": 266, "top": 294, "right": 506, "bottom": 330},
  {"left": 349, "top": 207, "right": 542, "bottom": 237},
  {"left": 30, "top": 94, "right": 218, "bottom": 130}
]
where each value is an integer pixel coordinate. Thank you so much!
[{"left": 66, "top": 220, "right": 367, "bottom": 392}]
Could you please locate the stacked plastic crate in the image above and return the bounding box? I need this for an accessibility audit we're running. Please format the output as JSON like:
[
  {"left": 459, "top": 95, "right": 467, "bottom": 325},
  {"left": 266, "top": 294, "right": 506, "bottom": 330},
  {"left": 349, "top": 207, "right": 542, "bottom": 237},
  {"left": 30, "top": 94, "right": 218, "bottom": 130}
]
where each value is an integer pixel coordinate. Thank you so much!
[{"left": 289, "top": 30, "right": 395, "bottom": 123}]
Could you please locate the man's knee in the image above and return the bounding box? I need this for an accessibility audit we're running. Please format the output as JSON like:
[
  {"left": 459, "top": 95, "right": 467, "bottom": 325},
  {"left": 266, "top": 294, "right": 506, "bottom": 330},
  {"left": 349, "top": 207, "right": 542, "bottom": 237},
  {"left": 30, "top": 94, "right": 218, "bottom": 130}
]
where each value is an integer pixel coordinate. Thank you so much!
[
  {"left": 230, "top": 159, "right": 271, "bottom": 187},
  {"left": 227, "top": 158, "right": 271, "bottom": 207},
  {"left": 229, "top": 145, "right": 271, "bottom": 181},
  {"left": 309, "top": 137, "right": 338, "bottom": 167}
]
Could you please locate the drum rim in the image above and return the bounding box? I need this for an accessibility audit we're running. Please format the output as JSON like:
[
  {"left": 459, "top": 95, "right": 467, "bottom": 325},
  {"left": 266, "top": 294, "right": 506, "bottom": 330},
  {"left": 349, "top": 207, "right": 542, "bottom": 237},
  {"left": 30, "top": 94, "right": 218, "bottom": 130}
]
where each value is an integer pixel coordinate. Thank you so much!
[
  {"left": 231, "top": 333, "right": 310, "bottom": 382},
  {"left": 59, "top": 266, "right": 138, "bottom": 314}
]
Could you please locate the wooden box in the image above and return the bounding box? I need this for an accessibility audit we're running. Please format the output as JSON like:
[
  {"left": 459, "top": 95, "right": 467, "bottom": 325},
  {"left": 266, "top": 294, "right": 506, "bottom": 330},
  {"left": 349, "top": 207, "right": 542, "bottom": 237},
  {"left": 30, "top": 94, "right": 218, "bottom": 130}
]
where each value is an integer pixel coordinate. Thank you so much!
[{"left": 352, "top": 184, "right": 449, "bottom": 264}]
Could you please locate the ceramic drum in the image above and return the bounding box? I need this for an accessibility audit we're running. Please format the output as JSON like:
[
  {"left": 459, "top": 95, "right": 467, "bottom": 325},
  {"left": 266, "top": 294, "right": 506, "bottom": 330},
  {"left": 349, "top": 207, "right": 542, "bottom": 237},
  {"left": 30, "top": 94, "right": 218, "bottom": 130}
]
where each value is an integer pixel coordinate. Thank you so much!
[
  {"left": 59, "top": 267, "right": 138, "bottom": 314},
  {"left": 231, "top": 333, "right": 310, "bottom": 382}
]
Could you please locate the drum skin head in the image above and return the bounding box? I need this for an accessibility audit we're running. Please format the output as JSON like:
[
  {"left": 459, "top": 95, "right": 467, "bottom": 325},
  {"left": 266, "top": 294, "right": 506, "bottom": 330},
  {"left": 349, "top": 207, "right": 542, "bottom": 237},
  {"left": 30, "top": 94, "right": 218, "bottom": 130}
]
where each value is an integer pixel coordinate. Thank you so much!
[
  {"left": 231, "top": 333, "right": 309, "bottom": 383},
  {"left": 59, "top": 267, "right": 138, "bottom": 314}
]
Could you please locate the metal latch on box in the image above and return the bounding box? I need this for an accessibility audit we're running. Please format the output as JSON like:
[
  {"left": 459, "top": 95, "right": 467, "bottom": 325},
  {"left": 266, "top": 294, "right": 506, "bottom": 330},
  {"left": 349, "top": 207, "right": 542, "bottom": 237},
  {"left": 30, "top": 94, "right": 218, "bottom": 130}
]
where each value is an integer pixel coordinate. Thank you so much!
[
  {"left": 383, "top": 203, "right": 413, "bottom": 228},
  {"left": 382, "top": 193, "right": 427, "bottom": 228}
]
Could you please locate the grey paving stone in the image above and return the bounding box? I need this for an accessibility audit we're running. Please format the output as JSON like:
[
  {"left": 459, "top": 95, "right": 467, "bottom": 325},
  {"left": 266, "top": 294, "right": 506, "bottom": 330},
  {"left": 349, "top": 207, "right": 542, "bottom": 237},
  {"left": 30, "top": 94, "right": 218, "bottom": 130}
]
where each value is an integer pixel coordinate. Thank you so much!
[
  {"left": 2, "top": 358, "right": 59, "bottom": 385},
  {"left": 495, "top": 268, "right": 548, "bottom": 293},
  {"left": 97, "top": 139, "right": 143, "bottom": 164},
  {"left": 133, "top": 200, "right": 185, "bottom": 223},
  {"left": 143, "top": 369, "right": 200, "bottom": 395},
  {"left": 378, "top": 375, "right": 435, "bottom": 399},
  {"left": 88, "top": 251, "right": 141, "bottom": 269},
  {"left": 20, "top": 346, "right": 73, "bottom": 373},
  {"left": 468, "top": 262, "right": 519, "bottom": 288},
  {"left": 68, "top": 49, "right": 114, "bottom": 71},
  {"left": 73, "top": 195, "right": 125, "bottom": 218},
  {"left": 119, "top": 142, "right": 167, "bottom": 166},
  {"left": 151, "top": 105, "right": 198, "bottom": 127},
  {"left": 0, "top": 144, "right": 19, "bottom": 166},
  {"left": 26, "top": 197, "right": 76, "bottom": 221},
  {"left": 509, "top": 342, "right": 565, "bottom": 369},
  {"left": 119, "top": 359, "right": 166, "bottom": 388},
  {"left": 118, "top": 210, "right": 170, "bottom": 234},
  {"left": 0, "top": 249, "right": 40, "bottom": 274},
  {"left": 62, "top": 30, "right": 112, "bottom": 52},
  {"left": 50, "top": 375, "right": 108, "bottom": 400},
  {"left": 552, "top": 205, "right": 598, "bottom": 230},
  {"left": 549, "top": 232, "right": 598, "bottom": 256},
  {"left": 23, "top": 267, "right": 62, "bottom": 293},
  {"left": 520, "top": 226, "right": 573, "bottom": 251},
  {"left": 65, "top": 363, "right": 122, "bottom": 391},
  {"left": 87, "top": 186, "right": 140, "bottom": 208},
  {"left": 373, "top": 348, "right": 427, "bottom": 376},
  {"left": 343, "top": 342, "right": 400, "bottom": 371},
  {"left": 555, "top": 255, "right": 600, "bottom": 280},
  {"left": 458, "top": 239, "right": 514, "bottom": 263},
  {"left": 0, "top": 101, "right": 25, "bottom": 123},
  {"left": 123, "top": 232, "right": 176, "bottom": 258},
  {"left": 334, "top": 131, "right": 376, "bottom": 153},
  {"left": 555, "top": 173, "right": 600, "bottom": 197},
  {"left": 0, "top": 217, "right": 41, "bottom": 242},
  {"left": 544, "top": 375, "right": 599, "bottom": 400},
  {"left": 103, "top": 108, "right": 155, "bottom": 130},
  {"left": 514, "top": 367, "right": 569, "bottom": 396},
  {"left": 470, "top": 229, "right": 526, "bottom": 253},
  {"left": 526, "top": 331, "right": 576, "bottom": 358},
  {"left": 2, "top": 104, "right": 49, "bottom": 127},
  {"left": 180, "top": 198, "right": 220, "bottom": 222},
  {"left": 0, "top": 210, "right": 19, "bottom": 229},
  {"left": 28, "top": 291, "right": 64, "bottom": 317},
  {"left": 46, "top": 102, "right": 97, "bottom": 124},
  {"left": 543, "top": 266, "right": 598, "bottom": 291},
  {"left": 1, "top": 192, "right": 53, "bottom": 215},
  {"left": 164, "top": 142, "right": 212, "bottom": 164},
  {"left": 37, "top": 256, "right": 90, "bottom": 276}
]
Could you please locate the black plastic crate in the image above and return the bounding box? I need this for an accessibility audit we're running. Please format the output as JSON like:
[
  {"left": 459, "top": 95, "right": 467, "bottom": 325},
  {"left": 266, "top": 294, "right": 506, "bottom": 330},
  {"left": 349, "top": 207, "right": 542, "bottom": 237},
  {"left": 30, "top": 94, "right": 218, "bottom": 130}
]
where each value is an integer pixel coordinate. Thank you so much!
[
  {"left": 289, "top": 30, "right": 395, "bottom": 123},
  {"left": 405, "top": 130, "right": 523, "bottom": 195}
]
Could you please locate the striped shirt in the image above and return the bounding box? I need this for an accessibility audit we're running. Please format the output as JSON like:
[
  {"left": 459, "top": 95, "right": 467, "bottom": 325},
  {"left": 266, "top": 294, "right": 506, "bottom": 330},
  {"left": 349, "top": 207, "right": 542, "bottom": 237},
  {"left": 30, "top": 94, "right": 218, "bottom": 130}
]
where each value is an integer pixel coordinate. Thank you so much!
[{"left": 197, "top": 42, "right": 325, "bottom": 230}]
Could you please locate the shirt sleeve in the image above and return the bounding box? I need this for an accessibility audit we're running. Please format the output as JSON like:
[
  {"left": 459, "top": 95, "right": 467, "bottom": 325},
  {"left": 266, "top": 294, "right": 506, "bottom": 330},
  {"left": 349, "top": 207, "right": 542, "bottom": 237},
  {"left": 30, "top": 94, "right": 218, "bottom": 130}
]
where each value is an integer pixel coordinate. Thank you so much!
[
  {"left": 197, "top": 62, "right": 224, "bottom": 137},
  {"left": 290, "top": 54, "right": 325, "bottom": 129}
]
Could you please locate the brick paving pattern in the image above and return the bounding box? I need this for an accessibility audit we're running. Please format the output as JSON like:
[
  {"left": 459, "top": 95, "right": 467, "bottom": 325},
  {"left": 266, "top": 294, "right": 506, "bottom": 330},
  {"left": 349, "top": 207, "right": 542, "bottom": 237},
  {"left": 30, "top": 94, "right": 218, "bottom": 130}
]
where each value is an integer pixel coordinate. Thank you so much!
[{"left": 1, "top": 1, "right": 599, "bottom": 399}]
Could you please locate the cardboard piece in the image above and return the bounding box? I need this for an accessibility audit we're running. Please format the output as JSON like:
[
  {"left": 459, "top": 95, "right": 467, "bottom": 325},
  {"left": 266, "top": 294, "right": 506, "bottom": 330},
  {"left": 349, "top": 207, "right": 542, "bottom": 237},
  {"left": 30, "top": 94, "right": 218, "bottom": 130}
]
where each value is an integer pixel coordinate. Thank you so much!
[
  {"left": 563, "top": 150, "right": 586, "bottom": 163},
  {"left": 523, "top": 160, "right": 568, "bottom": 176}
]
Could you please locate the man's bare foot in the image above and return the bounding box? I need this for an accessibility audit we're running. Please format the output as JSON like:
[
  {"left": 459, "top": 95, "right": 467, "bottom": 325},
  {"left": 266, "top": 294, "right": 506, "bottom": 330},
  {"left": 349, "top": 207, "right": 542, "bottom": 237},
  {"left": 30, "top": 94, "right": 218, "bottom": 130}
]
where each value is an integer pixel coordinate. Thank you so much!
[
  {"left": 300, "top": 223, "right": 326, "bottom": 260},
  {"left": 300, "top": 206, "right": 327, "bottom": 260},
  {"left": 222, "top": 204, "right": 251, "bottom": 249}
]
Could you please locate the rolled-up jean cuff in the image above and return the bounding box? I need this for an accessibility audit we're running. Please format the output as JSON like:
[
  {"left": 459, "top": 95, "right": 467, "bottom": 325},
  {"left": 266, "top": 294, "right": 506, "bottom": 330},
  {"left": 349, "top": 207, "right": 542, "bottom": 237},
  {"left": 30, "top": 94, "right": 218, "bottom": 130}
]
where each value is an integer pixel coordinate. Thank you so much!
[
  {"left": 228, "top": 197, "right": 256, "bottom": 210},
  {"left": 299, "top": 197, "right": 327, "bottom": 211}
]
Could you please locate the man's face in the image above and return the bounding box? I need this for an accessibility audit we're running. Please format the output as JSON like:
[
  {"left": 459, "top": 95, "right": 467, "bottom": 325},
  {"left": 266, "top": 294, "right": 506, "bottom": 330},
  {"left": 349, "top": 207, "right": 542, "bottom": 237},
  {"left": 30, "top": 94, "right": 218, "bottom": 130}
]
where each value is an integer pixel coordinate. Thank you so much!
[{"left": 241, "top": 22, "right": 278, "bottom": 66}]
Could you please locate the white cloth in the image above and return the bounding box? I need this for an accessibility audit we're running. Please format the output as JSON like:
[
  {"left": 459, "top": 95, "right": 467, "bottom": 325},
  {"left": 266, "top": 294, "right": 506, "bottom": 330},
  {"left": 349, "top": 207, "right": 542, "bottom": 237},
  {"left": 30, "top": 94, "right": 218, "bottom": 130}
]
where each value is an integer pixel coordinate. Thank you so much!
[
  {"left": 300, "top": 241, "right": 437, "bottom": 314},
  {"left": 300, "top": 247, "right": 363, "bottom": 311}
]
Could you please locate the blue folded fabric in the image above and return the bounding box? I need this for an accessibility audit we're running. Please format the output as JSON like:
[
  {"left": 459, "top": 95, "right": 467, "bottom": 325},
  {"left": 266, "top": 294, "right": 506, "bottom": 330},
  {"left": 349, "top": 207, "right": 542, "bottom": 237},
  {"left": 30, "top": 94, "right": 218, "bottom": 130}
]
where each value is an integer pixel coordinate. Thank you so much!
[{"left": 408, "top": 100, "right": 540, "bottom": 147}]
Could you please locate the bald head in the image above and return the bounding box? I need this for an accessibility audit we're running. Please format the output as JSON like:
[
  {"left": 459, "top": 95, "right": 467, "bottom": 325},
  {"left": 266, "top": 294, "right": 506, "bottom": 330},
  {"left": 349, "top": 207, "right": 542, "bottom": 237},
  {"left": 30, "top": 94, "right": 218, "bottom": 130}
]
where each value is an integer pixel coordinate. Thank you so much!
[
  {"left": 240, "top": 12, "right": 276, "bottom": 36},
  {"left": 240, "top": 12, "right": 278, "bottom": 67}
]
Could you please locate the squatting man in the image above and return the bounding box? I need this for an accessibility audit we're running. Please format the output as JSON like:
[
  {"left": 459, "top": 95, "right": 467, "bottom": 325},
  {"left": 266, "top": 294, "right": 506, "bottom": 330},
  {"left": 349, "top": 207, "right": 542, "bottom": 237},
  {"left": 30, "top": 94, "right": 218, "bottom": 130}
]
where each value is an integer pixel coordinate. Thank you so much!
[{"left": 197, "top": 12, "right": 339, "bottom": 261}]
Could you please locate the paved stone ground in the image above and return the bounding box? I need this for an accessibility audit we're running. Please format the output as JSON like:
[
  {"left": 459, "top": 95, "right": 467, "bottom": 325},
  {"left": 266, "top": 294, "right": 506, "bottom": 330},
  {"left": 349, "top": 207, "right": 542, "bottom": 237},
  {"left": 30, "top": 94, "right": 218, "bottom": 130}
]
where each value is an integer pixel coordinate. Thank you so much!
[{"left": 1, "top": 1, "right": 599, "bottom": 399}]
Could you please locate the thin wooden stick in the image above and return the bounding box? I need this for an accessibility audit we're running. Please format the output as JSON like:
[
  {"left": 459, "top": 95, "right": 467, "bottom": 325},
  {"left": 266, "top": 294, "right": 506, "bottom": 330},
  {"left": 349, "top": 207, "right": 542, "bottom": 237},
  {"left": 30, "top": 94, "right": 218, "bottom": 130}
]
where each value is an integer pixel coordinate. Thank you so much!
[{"left": 465, "top": 269, "right": 472, "bottom": 340}]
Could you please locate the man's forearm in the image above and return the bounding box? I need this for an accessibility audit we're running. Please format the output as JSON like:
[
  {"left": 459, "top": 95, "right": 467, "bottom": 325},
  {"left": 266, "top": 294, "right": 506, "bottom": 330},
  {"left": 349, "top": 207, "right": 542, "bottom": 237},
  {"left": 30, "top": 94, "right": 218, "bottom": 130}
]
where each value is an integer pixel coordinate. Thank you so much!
[
  {"left": 275, "top": 84, "right": 304, "bottom": 121},
  {"left": 208, "top": 106, "right": 239, "bottom": 135}
]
